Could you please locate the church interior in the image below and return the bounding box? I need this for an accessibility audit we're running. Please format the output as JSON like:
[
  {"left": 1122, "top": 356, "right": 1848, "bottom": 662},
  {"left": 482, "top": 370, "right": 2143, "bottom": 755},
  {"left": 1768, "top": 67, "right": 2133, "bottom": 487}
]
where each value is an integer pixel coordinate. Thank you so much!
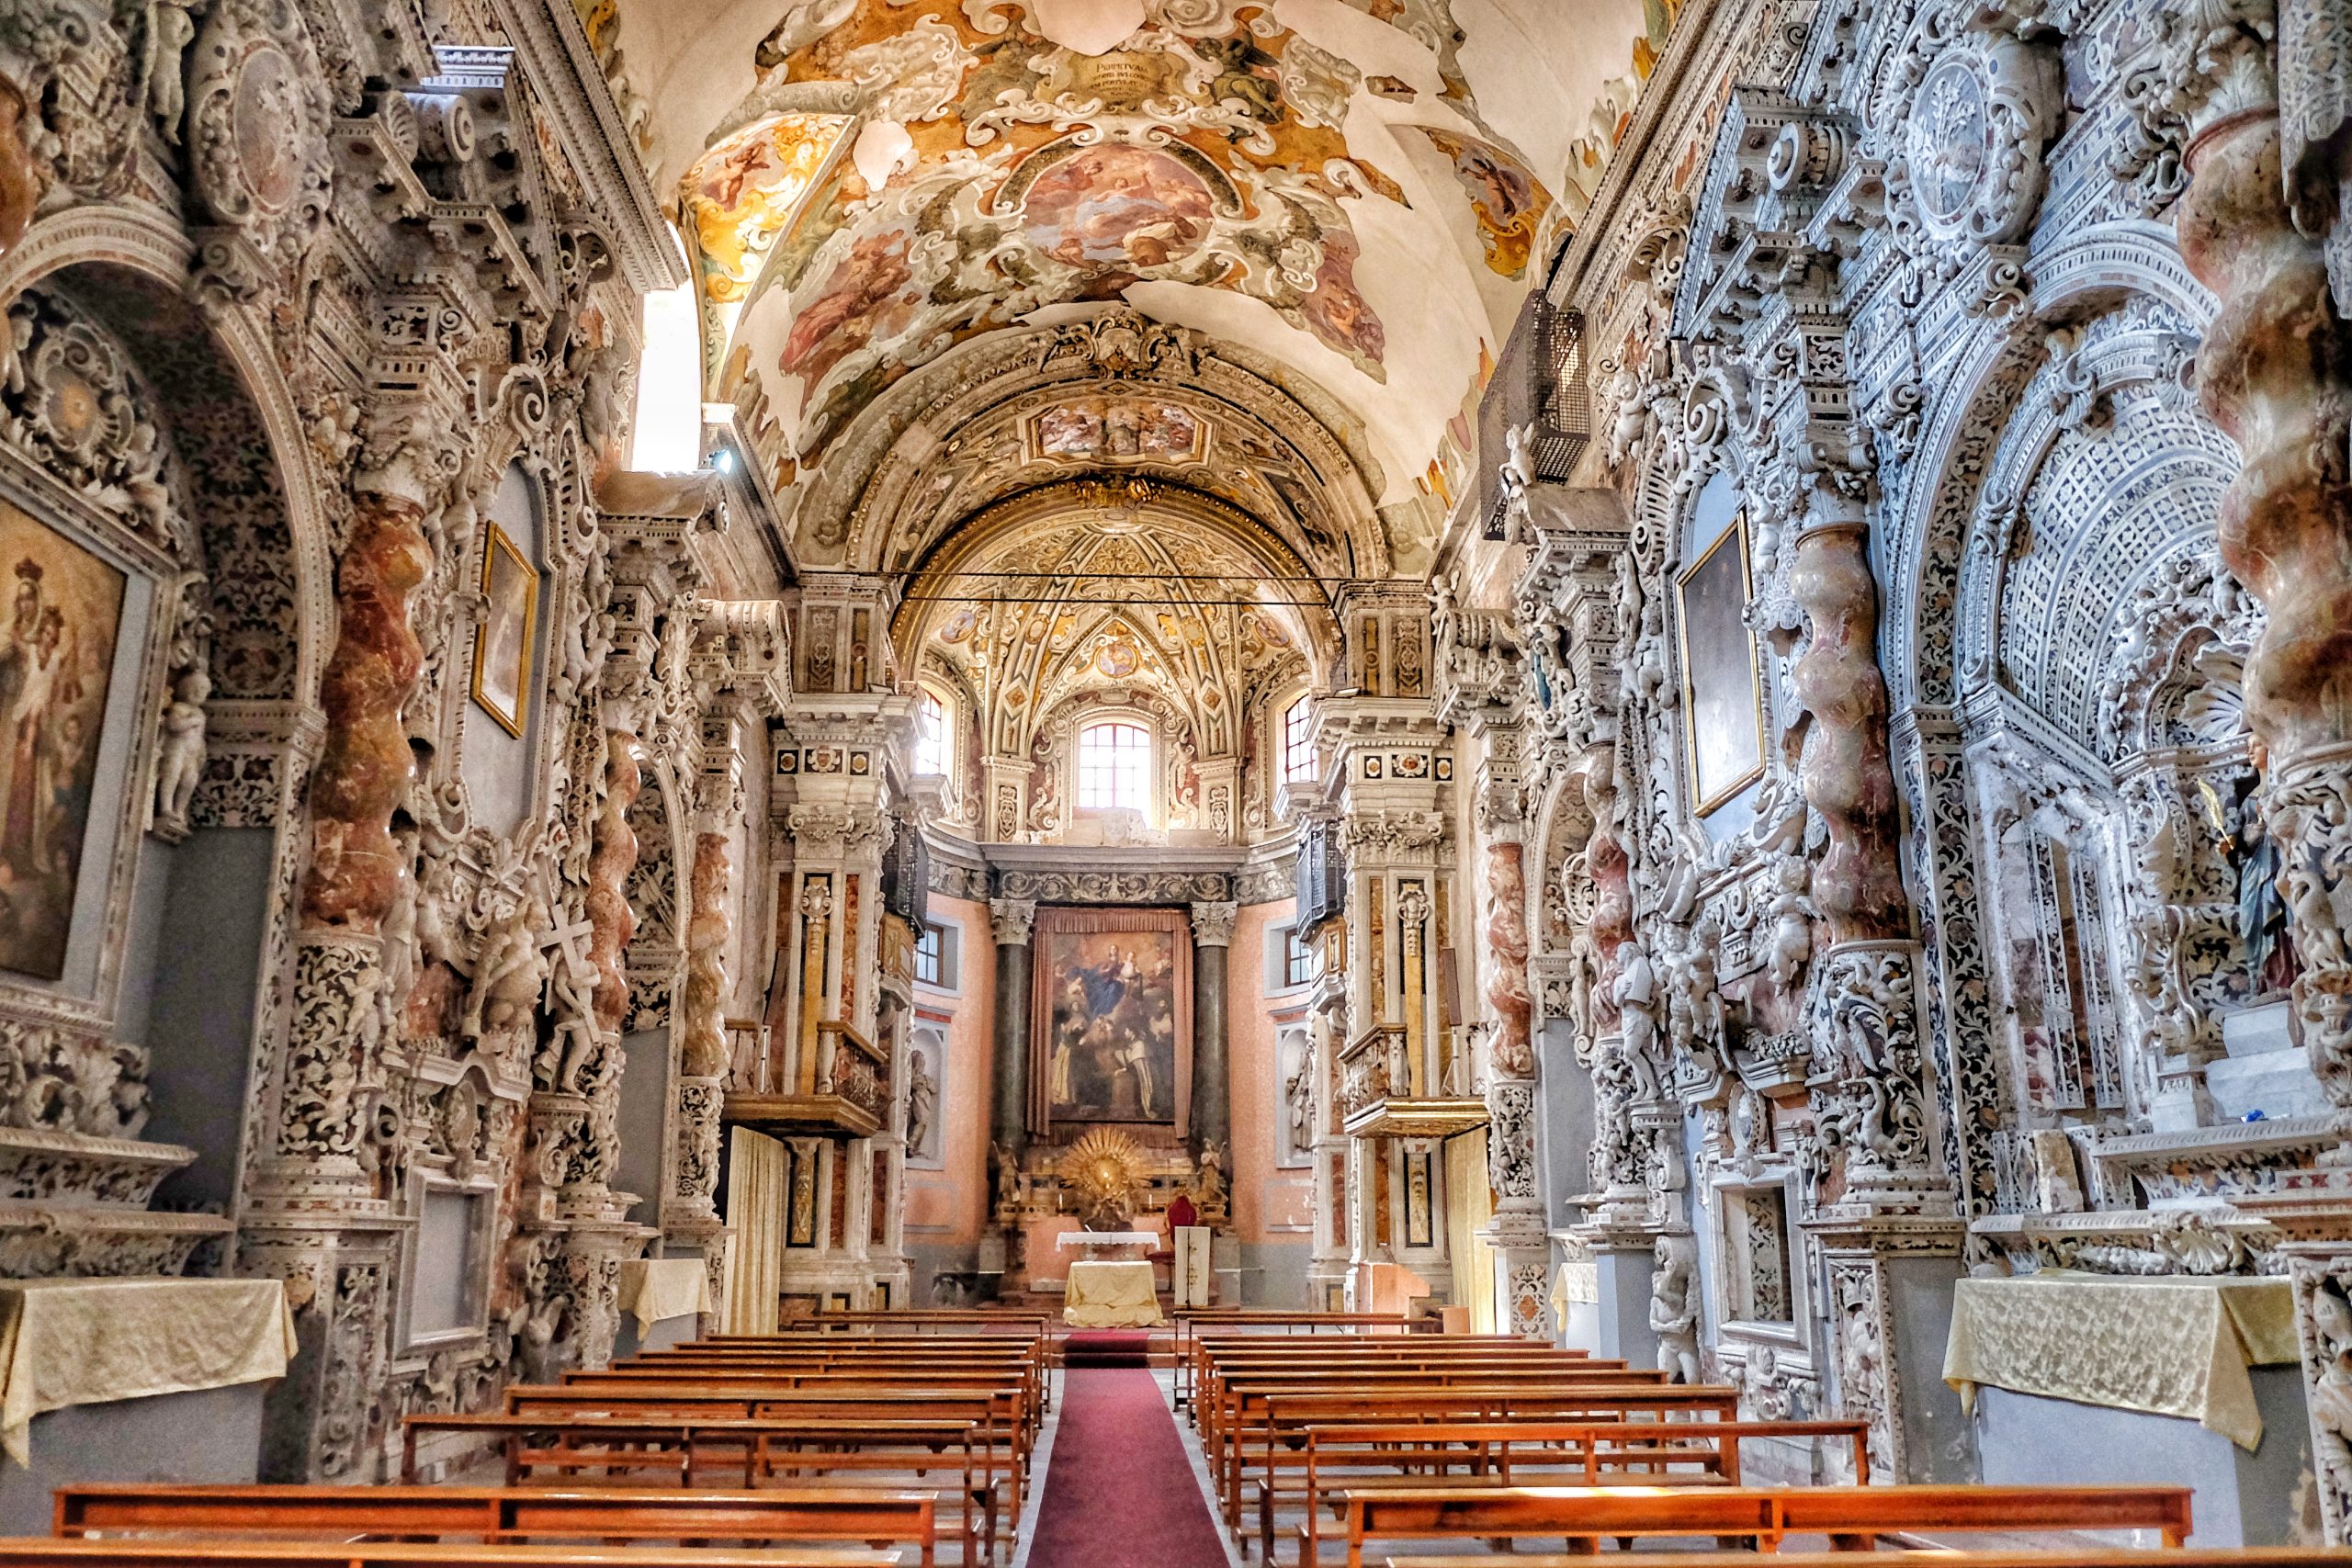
[{"left": 0, "top": 0, "right": 2346, "bottom": 1560}]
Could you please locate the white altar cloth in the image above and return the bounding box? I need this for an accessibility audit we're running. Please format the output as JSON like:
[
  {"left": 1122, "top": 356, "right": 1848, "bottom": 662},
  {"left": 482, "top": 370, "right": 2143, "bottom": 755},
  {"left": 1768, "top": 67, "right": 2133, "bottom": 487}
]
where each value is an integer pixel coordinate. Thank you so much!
[
  {"left": 1053, "top": 1231, "right": 1159, "bottom": 1248},
  {"left": 0, "top": 1276, "right": 295, "bottom": 1467},
  {"left": 617, "top": 1258, "right": 712, "bottom": 1332},
  {"left": 1063, "top": 1259, "right": 1162, "bottom": 1327}
]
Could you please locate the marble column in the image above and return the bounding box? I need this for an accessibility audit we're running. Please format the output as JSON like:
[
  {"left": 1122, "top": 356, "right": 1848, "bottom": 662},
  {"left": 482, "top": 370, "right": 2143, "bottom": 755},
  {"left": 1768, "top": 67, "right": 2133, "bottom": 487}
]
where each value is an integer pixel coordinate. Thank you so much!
[
  {"left": 1190, "top": 900, "right": 1237, "bottom": 1156},
  {"left": 988, "top": 898, "right": 1035, "bottom": 1179},
  {"left": 2151, "top": 5, "right": 2352, "bottom": 1539}
]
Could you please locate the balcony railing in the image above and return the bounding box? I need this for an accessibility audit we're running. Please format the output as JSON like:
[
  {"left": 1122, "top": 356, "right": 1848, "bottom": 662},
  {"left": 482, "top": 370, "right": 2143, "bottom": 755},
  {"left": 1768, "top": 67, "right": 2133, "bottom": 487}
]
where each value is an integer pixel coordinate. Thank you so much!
[
  {"left": 1337, "top": 1022, "right": 1488, "bottom": 1139},
  {"left": 722, "top": 1018, "right": 888, "bottom": 1139}
]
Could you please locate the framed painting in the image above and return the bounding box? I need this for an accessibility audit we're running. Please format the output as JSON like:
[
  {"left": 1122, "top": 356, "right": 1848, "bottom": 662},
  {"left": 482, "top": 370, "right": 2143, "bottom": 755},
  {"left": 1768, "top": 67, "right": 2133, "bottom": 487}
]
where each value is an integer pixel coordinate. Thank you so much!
[
  {"left": 0, "top": 497, "right": 127, "bottom": 981},
  {"left": 1029, "top": 906, "right": 1192, "bottom": 1134},
  {"left": 1675, "top": 514, "right": 1766, "bottom": 816},
  {"left": 470, "top": 522, "right": 537, "bottom": 738}
]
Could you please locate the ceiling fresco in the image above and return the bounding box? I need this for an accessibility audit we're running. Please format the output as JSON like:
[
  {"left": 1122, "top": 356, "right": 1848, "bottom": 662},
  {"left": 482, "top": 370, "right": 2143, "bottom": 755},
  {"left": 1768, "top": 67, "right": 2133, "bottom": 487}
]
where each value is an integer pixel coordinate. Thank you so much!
[
  {"left": 896, "top": 478, "right": 1325, "bottom": 761},
  {"left": 588, "top": 0, "right": 1675, "bottom": 570}
]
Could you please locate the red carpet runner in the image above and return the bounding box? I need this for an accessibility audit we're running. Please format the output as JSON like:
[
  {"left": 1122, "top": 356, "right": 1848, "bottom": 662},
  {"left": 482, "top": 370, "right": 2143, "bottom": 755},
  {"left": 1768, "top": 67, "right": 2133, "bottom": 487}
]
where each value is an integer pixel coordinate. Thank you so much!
[{"left": 1024, "top": 1367, "right": 1230, "bottom": 1568}]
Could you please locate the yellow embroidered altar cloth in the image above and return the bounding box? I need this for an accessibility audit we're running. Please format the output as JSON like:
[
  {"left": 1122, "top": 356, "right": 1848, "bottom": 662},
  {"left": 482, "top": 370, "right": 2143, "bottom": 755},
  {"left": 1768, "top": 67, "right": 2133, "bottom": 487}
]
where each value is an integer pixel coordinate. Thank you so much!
[{"left": 1943, "top": 1269, "right": 2296, "bottom": 1450}]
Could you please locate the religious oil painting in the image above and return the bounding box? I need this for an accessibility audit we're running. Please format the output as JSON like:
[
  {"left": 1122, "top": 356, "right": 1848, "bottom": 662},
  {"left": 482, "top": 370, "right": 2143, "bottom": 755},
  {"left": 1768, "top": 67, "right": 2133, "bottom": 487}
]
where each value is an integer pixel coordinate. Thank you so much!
[
  {"left": 1675, "top": 514, "right": 1765, "bottom": 816},
  {"left": 471, "top": 523, "right": 537, "bottom": 739},
  {"left": 1032, "top": 908, "right": 1192, "bottom": 1133},
  {"left": 0, "top": 498, "right": 125, "bottom": 980}
]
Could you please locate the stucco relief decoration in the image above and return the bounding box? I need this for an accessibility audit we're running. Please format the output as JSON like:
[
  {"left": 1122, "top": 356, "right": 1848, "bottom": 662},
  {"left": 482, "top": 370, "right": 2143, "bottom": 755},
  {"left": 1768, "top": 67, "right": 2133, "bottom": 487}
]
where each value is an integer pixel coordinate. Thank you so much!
[
  {"left": 1885, "top": 15, "right": 2058, "bottom": 275},
  {"left": 0, "top": 293, "right": 185, "bottom": 553},
  {"left": 184, "top": 0, "right": 334, "bottom": 268}
]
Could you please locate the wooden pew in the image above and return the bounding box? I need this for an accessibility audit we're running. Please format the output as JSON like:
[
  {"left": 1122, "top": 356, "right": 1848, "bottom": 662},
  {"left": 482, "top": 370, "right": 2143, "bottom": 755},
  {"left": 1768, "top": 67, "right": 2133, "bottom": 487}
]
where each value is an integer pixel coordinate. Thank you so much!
[
  {"left": 399, "top": 1416, "right": 996, "bottom": 1567},
  {"left": 557, "top": 1371, "right": 1040, "bottom": 1449},
  {"left": 1213, "top": 1374, "right": 1707, "bottom": 1520},
  {"left": 1194, "top": 1354, "right": 1636, "bottom": 1457},
  {"left": 499, "top": 1385, "right": 1028, "bottom": 1482},
  {"left": 1200, "top": 1357, "right": 1642, "bottom": 1464},
  {"left": 759, "top": 1312, "right": 1049, "bottom": 1337},
  {"left": 1260, "top": 1418, "right": 1872, "bottom": 1565},
  {"left": 1211, "top": 1382, "right": 1739, "bottom": 1534},
  {"left": 1181, "top": 1330, "right": 1527, "bottom": 1411},
  {"left": 1172, "top": 1313, "right": 1423, "bottom": 1404},
  {"left": 1193, "top": 1348, "right": 1613, "bottom": 1437},
  {"left": 0, "top": 1544, "right": 905, "bottom": 1568},
  {"left": 51, "top": 1486, "right": 935, "bottom": 1568},
  {"left": 1336, "top": 1483, "right": 2197, "bottom": 1566},
  {"left": 1380, "top": 1553, "right": 2347, "bottom": 1567}
]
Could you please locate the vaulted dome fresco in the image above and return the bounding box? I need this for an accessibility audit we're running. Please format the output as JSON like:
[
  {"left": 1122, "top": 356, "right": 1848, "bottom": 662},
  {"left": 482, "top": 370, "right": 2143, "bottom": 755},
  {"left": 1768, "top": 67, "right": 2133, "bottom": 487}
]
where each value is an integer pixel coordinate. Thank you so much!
[{"left": 591, "top": 0, "right": 1676, "bottom": 569}]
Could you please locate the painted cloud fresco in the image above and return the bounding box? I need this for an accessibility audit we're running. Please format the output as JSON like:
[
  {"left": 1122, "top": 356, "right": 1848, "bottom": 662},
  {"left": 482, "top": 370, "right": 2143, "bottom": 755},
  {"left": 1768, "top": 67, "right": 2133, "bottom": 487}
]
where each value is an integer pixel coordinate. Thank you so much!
[{"left": 691, "top": 0, "right": 1496, "bottom": 465}]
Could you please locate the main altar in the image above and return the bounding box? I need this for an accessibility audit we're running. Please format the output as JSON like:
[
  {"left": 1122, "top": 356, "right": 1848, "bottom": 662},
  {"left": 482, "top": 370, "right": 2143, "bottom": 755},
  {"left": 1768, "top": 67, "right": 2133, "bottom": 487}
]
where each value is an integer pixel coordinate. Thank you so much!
[{"left": 956, "top": 852, "right": 1244, "bottom": 1309}]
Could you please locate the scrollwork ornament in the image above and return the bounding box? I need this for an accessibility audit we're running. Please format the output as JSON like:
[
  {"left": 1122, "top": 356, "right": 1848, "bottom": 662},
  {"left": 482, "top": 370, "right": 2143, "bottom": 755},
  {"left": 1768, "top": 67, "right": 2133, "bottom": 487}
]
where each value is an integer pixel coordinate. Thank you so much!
[
  {"left": 1897, "top": 23, "right": 2061, "bottom": 268},
  {"left": 0, "top": 291, "right": 187, "bottom": 553},
  {"left": 1809, "top": 944, "right": 1933, "bottom": 1188},
  {"left": 185, "top": 0, "right": 334, "bottom": 270}
]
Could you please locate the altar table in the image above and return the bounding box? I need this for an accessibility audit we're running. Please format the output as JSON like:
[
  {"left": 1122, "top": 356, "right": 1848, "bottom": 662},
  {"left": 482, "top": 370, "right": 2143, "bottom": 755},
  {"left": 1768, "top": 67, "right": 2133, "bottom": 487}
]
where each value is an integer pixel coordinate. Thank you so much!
[
  {"left": 0, "top": 1277, "right": 295, "bottom": 1467},
  {"left": 1943, "top": 1268, "right": 2297, "bottom": 1449},
  {"left": 1063, "top": 1259, "right": 1162, "bottom": 1327},
  {"left": 617, "top": 1258, "right": 711, "bottom": 1333}
]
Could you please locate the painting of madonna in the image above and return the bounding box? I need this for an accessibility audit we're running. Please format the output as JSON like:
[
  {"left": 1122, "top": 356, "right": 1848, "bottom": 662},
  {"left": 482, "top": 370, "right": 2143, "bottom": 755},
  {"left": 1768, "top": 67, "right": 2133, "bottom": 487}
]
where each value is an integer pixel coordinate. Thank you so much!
[{"left": 0, "top": 499, "right": 125, "bottom": 980}]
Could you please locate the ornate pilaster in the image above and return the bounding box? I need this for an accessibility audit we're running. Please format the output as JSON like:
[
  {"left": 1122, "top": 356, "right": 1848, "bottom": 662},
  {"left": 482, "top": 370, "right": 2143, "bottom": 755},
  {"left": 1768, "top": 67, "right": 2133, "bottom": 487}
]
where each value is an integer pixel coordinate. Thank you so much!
[
  {"left": 1317, "top": 681, "right": 1453, "bottom": 1292},
  {"left": 251, "top": 413, "right": 452, "bottom": 1480}
]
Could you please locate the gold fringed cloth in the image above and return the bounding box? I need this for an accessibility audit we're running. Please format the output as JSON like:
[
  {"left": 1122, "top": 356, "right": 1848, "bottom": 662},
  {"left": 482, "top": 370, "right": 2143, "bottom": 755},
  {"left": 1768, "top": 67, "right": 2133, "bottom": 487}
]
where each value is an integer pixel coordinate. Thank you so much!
[
  {"left": 0, "top": 1277, "right": 296, "bottom": 1467},
  {"left": 1063, "top": 1258, "right": 1162, "bottom": 1327},
  {"left": 1943, "top": 1269, "right": 2298, "bottom": 1450},
  {"left": 618, "top": 1258, "right": 713, "bottom": 1333}
]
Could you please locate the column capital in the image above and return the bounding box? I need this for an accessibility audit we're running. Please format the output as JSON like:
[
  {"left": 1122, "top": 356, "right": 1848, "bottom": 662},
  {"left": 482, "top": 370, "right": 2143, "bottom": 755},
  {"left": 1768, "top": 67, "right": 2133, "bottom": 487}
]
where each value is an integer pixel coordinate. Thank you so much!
[
  {"left": 989, "top": 897, "right": 1036, "bottom": 945},
  {"left": 1190, "top": 900, "right": 1238, "bottom": 947}
]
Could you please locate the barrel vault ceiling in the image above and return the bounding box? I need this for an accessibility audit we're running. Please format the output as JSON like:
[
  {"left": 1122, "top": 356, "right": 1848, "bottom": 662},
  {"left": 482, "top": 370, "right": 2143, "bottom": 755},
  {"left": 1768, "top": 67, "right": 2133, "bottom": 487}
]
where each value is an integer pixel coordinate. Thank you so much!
[{"left": 584, "top": 0, "right": 1675, "bottom": 582}]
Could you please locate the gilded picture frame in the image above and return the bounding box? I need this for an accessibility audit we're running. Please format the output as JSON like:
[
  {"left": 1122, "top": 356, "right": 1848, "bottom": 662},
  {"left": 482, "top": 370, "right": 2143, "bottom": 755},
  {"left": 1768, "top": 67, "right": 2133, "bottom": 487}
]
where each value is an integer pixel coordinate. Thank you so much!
[
  {"left": 1674, "top": 514, "right": 1766, "bottom": 817},
  {"left": 470, "top": 522, "right": 537, "bottom": 738}
]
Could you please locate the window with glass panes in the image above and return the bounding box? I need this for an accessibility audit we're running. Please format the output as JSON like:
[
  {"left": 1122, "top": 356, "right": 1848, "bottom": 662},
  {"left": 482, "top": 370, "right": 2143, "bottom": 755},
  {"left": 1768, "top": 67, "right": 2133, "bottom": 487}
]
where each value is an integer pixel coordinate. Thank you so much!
[
  {"left": 1283, "top": 695, "right": 1314, "bottom": 784},
  {"left": 915, "top": 692, "right": 947, "bottom": 775},
  {"left": 1077, "top": 721, "right": 1151, "bottom": 810},
  {"left": 1282, "top": 923, "right": 1315, "bottom": 987}
]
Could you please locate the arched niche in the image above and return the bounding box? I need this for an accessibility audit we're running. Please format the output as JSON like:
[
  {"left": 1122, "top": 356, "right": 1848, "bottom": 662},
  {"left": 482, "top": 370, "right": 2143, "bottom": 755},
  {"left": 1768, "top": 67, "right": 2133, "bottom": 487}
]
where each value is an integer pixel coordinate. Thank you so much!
[
  {"left": 0, "top": 216, "right": 327, "bottom": 1224},
  {"left": 456, "top": 464, "right": 557, "bottom": 840}
]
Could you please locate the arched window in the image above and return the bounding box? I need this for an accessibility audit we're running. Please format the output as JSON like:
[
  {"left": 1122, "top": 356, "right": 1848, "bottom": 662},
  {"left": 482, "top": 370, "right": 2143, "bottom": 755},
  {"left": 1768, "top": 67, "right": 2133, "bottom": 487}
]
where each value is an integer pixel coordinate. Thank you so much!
[
  {"left": 1283, "top": 694, "right": 1315, "bottom": 784},
  {"left": 1077, "top": 721, "right": 1152, "bottom": 810},
  {"left": 915, "top": 691, "right": 947, "bottom": 776}
]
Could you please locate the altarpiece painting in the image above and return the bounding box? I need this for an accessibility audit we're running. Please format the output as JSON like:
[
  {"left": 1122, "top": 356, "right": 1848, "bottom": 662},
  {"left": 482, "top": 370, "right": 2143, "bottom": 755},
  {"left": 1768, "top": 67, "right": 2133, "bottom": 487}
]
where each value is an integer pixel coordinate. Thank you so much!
[
  {"left": 0, "top": 496, "right": 126, "bottom": 980},
  {"left": 1029, "top": 907, "right": 1192, "bottom": 1136},
  {"left": 1675, "top": 514, "right": 1765, "bottom": 815}
]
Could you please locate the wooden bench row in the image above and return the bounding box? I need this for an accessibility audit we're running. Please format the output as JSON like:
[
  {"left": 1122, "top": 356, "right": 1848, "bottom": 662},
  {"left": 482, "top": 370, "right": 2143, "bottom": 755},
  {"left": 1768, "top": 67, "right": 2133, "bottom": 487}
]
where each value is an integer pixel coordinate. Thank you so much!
[
  {"left": 53, "top": 1486, "right": 933, "bottom": 1568},
  {"left": 1250, "top": 1419, "right": 1873, "bottom": 1564},
  {"left": 1332, "top": 1483, "right": 2196, "bottom": 1566},
  {"left": 0, "top": 1546, "right": 902, "bottom": 1568}
]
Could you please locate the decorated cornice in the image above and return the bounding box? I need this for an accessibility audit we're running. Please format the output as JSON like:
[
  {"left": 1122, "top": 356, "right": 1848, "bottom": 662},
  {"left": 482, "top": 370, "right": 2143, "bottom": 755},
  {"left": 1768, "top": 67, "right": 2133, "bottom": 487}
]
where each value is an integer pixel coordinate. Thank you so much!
[{"left": 490, "top": 0, "right": 684, "bottom": 292}]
